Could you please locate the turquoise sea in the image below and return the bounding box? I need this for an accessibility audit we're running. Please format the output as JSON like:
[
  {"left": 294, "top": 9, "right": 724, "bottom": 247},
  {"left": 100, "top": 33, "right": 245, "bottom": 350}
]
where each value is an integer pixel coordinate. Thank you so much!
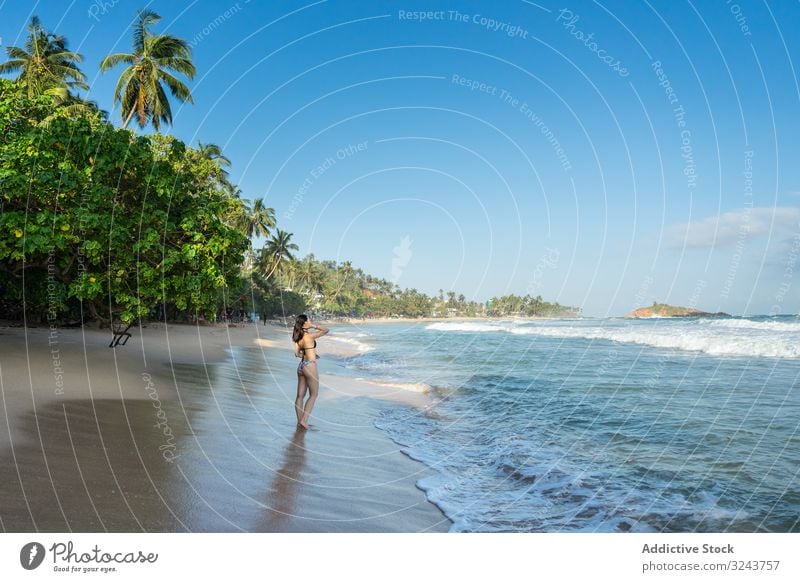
[{"left": 324, "top": 316, "right": 800, "bottom": 532}]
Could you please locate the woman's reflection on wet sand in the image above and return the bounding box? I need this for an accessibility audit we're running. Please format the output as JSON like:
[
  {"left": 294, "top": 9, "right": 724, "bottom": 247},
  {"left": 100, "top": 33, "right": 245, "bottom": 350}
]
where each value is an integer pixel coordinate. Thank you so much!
[{"left": 261, "top": 428, "right": 308, "bottom": 530}]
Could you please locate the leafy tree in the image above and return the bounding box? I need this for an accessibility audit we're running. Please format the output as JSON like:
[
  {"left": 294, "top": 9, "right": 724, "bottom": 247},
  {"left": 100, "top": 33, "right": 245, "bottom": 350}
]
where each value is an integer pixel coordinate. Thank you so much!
[
  {"left": 0, "top": 79, "right": 248, "bottom": 326},
  {"left": 484, "top": 293, "right": 579, "bottom": 317},
  {"left": 262, "top": 251, "right": 579, "bottom": 319}
]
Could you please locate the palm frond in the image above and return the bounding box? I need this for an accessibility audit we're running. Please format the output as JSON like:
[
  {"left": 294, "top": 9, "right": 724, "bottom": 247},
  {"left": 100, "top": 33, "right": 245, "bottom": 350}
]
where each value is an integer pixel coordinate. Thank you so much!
[
  {"left": 100, "top": 52, "right": 136, "bottom": 71},
  {"left": 157, "top": 69, "right": 193, "bottom": 103},
  {"left": 112, "top": 65, "right": 136, "bottom": 104},
  {"left": 152, "top": 82, "right": 173, "bottom": 130},
  {"left": 45, "top": 49, "right": 83, "bottom": 63},
  {"left": 0, "top": 59, "right": 25, "bottom": 74},
  {"left": 133, "top": 9, "right": 161, "bottom": 53},
  {"left": 149, "top": 35, "right": 192, "bottom": 61},
  {"left": 152, "top": 56, "right": 196, "bottom": 77},
  {"left": 5, "top": 47, "right": 31, "bottom": 60}
]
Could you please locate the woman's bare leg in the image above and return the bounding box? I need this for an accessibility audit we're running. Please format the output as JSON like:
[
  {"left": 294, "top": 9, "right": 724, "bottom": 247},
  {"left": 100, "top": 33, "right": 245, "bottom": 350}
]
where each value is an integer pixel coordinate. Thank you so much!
[
  {"left": 295, "top": 371, "right": 308, "bottom": 426},
  {"left": 299, "top": 362, "right": 319, "bottom": 429}
]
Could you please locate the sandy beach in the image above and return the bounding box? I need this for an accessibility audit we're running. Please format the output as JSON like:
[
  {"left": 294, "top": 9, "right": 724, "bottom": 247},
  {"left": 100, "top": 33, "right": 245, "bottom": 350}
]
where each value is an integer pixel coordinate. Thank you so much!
[{"left": 0, "top": 320, "right": 449, "bottom": 532}]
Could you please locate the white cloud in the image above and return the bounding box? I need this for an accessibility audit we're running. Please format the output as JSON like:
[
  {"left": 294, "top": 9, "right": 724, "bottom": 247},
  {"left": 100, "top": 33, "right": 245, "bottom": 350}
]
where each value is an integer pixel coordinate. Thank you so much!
[{"left": 667, "top": 207, "right": 800, "bottom": 249}]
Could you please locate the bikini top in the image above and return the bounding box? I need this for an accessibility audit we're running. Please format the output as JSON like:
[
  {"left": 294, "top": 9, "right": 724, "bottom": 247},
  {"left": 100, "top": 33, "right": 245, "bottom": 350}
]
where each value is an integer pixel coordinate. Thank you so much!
[{"left": 299, "top": 338, "right": 317, "bottom": 353}]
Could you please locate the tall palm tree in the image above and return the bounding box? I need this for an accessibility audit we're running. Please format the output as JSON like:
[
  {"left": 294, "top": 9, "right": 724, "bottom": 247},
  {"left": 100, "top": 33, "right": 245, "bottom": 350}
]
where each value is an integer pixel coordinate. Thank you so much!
[
  {"left": 0, "top": 16, "right": 88, "bottom": 101},
  {"left": 298, "top": 256, "right": 319, "bottom": 293},
  {"left": 100, "top": 9, "right": 195, "bottom": 130},
  {"left": 281, "top": 260, "right": 299, "bottom": 290},
  {"left": 327, "top": 260, "right": 355, "bottom": 304},
  {"left": 234, "top": 198, "right": 276, "bottom": 241},
  {"left": 235, "top": 197, "right": 270, "bottom": 270},
  {"left": 250, "top": 199, "right": 276, "bottom": 240},
  {"left": 260, "top": 230, "right": 298, "bottom": 281}
]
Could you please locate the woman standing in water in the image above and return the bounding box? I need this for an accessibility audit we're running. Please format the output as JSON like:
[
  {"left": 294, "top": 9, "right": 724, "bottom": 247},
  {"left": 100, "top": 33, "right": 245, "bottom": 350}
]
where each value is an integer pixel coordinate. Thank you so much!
[{"left": 292, "top": 314, "right": 329, "bottom": 430}]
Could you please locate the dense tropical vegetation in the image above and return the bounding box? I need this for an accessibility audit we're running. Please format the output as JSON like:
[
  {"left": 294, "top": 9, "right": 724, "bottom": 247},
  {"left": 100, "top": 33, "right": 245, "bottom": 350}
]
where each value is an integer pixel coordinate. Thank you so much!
[
  {"left": 262, "top": 256, "right": 579, "bottom": 318},
  {"left": 0, "top": 78, "right": 249, "bottom": 326},
  {"left": 0, "top": 12, "right": 579, "bottom": 329}
]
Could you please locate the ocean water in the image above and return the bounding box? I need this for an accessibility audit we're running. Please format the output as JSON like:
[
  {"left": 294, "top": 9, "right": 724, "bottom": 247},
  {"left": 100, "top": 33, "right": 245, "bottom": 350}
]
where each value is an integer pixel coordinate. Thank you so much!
[{"left": 324, "top": 316, "right": 800, "bottom": 532}]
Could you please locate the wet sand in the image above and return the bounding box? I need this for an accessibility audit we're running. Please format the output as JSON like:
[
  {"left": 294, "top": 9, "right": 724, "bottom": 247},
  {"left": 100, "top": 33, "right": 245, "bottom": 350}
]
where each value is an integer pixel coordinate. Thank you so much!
[{"left": 0, "top": 321, "right": 449, "bottom": 532}]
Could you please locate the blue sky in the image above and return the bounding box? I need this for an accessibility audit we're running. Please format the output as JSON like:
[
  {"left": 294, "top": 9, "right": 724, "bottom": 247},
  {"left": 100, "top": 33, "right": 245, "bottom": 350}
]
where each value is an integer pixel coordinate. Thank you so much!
[{"left": 2, "top": 0, "right": 799, "bottom": 316}]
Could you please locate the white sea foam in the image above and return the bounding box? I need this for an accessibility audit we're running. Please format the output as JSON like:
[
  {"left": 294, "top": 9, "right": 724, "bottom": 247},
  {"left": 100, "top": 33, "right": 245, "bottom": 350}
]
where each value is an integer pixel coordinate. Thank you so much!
[
  {"left": 335, "top": 331, "right": 370, "bottom": 337},
  {"left": 509, "top": 325, "right": 799, "bottom": 358},
  {"left": 702, "top": 318, "right": 800, "bottom": 332},
  {"left": 326, "top": 335, "right": 374, "bottom": 353},
  {"left": 426, "top": 319, "right": 800, "bottom": 359},
  {"left": 425, "top": 321, "right": 518, "bottom": 333},
  {"left": 359, "top": 379, "right": 431, "bottom": 393}
]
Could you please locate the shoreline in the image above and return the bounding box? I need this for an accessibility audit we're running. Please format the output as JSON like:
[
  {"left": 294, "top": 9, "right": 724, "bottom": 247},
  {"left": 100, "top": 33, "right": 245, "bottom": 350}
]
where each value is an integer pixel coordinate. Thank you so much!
[{"left": 0, "top": 321, "right": 450, "bottom": 532}]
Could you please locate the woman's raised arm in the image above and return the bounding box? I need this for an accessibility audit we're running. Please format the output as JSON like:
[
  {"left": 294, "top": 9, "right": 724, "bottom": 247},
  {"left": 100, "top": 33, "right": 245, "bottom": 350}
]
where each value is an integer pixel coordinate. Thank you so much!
[{"left": 310, "top": 322, "right": 329, "bottom": 338}]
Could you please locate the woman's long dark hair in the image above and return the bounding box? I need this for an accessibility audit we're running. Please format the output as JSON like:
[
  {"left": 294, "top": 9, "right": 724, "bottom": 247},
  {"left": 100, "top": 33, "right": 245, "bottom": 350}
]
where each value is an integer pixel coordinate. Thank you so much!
[{"left": 292, "top": 314, "right": 308, "bottom": 343}]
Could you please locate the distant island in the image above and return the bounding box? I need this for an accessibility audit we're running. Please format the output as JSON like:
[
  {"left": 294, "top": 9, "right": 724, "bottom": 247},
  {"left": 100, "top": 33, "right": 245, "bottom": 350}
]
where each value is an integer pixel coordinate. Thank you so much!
[{"left": 625, "top": 303, "right": 730, "bottom": 318}]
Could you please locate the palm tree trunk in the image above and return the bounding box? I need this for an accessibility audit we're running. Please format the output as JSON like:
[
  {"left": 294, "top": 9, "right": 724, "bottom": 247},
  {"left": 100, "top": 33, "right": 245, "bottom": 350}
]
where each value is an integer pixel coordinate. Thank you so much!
[
  {"left": 265, "top": 257, "right": 280, "bottom": 280},
  {"left": 123, "top": 106, "right": 136, "bottom": 129}
]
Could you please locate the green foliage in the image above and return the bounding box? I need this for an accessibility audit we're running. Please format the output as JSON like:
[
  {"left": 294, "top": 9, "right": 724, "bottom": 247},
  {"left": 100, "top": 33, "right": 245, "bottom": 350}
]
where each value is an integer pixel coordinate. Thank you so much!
[
  {"left": 647, "top": 303, "right": 701, "bottom": 316},
  {"left": 262, "top": 254, "right": 580, "bottom": 319},
  {"left": 0, "top": 78, "right": 249, "bottom": 325},
  {"left": 260, "top": 291, "right": 307, "bottom": 318},
  {"left": 485, "top": 294, "right": 580, "bottom": 318}
]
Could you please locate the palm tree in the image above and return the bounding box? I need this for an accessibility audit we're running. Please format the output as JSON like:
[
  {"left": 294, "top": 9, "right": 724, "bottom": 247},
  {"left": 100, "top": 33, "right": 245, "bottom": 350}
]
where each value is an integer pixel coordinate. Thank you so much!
[
  {"left": 249, "top": 199, "right": 276, "bottom": 240},
  {"left": 260, "top": 230, "right": 298, "bottom": 281},
  {"left": 0, "top": 16, "right": 88, "bottom": 101},
  {"left": 196, "top": 142, "right": 233, "bottom": 190},
  {"left": 338, "top": 261, "right": 355, "bottom": 289},
  {"left": 325, "top": 260, "right": 358, "bottom": 306},
  {"left": 100, "top": 9, "right": 195, "bottom": 130},
  {"left": 281, "top": 260, "right": 299, "bottom": 291},
  {"left": 297, "top": 255, "right": 320, "bottom": 294},
  {"left": 197, "top": 142, "right": 231, "bottom": 169},
  {"left": 233, "top": 198, "right": 276, "bottom": 241}
]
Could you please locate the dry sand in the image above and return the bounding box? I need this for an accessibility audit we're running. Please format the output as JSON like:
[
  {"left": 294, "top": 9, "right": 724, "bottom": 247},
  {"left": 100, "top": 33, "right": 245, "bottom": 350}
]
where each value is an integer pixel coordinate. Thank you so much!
[{"left": 0, "top": 320, "right": 449, "bottom": 532}]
